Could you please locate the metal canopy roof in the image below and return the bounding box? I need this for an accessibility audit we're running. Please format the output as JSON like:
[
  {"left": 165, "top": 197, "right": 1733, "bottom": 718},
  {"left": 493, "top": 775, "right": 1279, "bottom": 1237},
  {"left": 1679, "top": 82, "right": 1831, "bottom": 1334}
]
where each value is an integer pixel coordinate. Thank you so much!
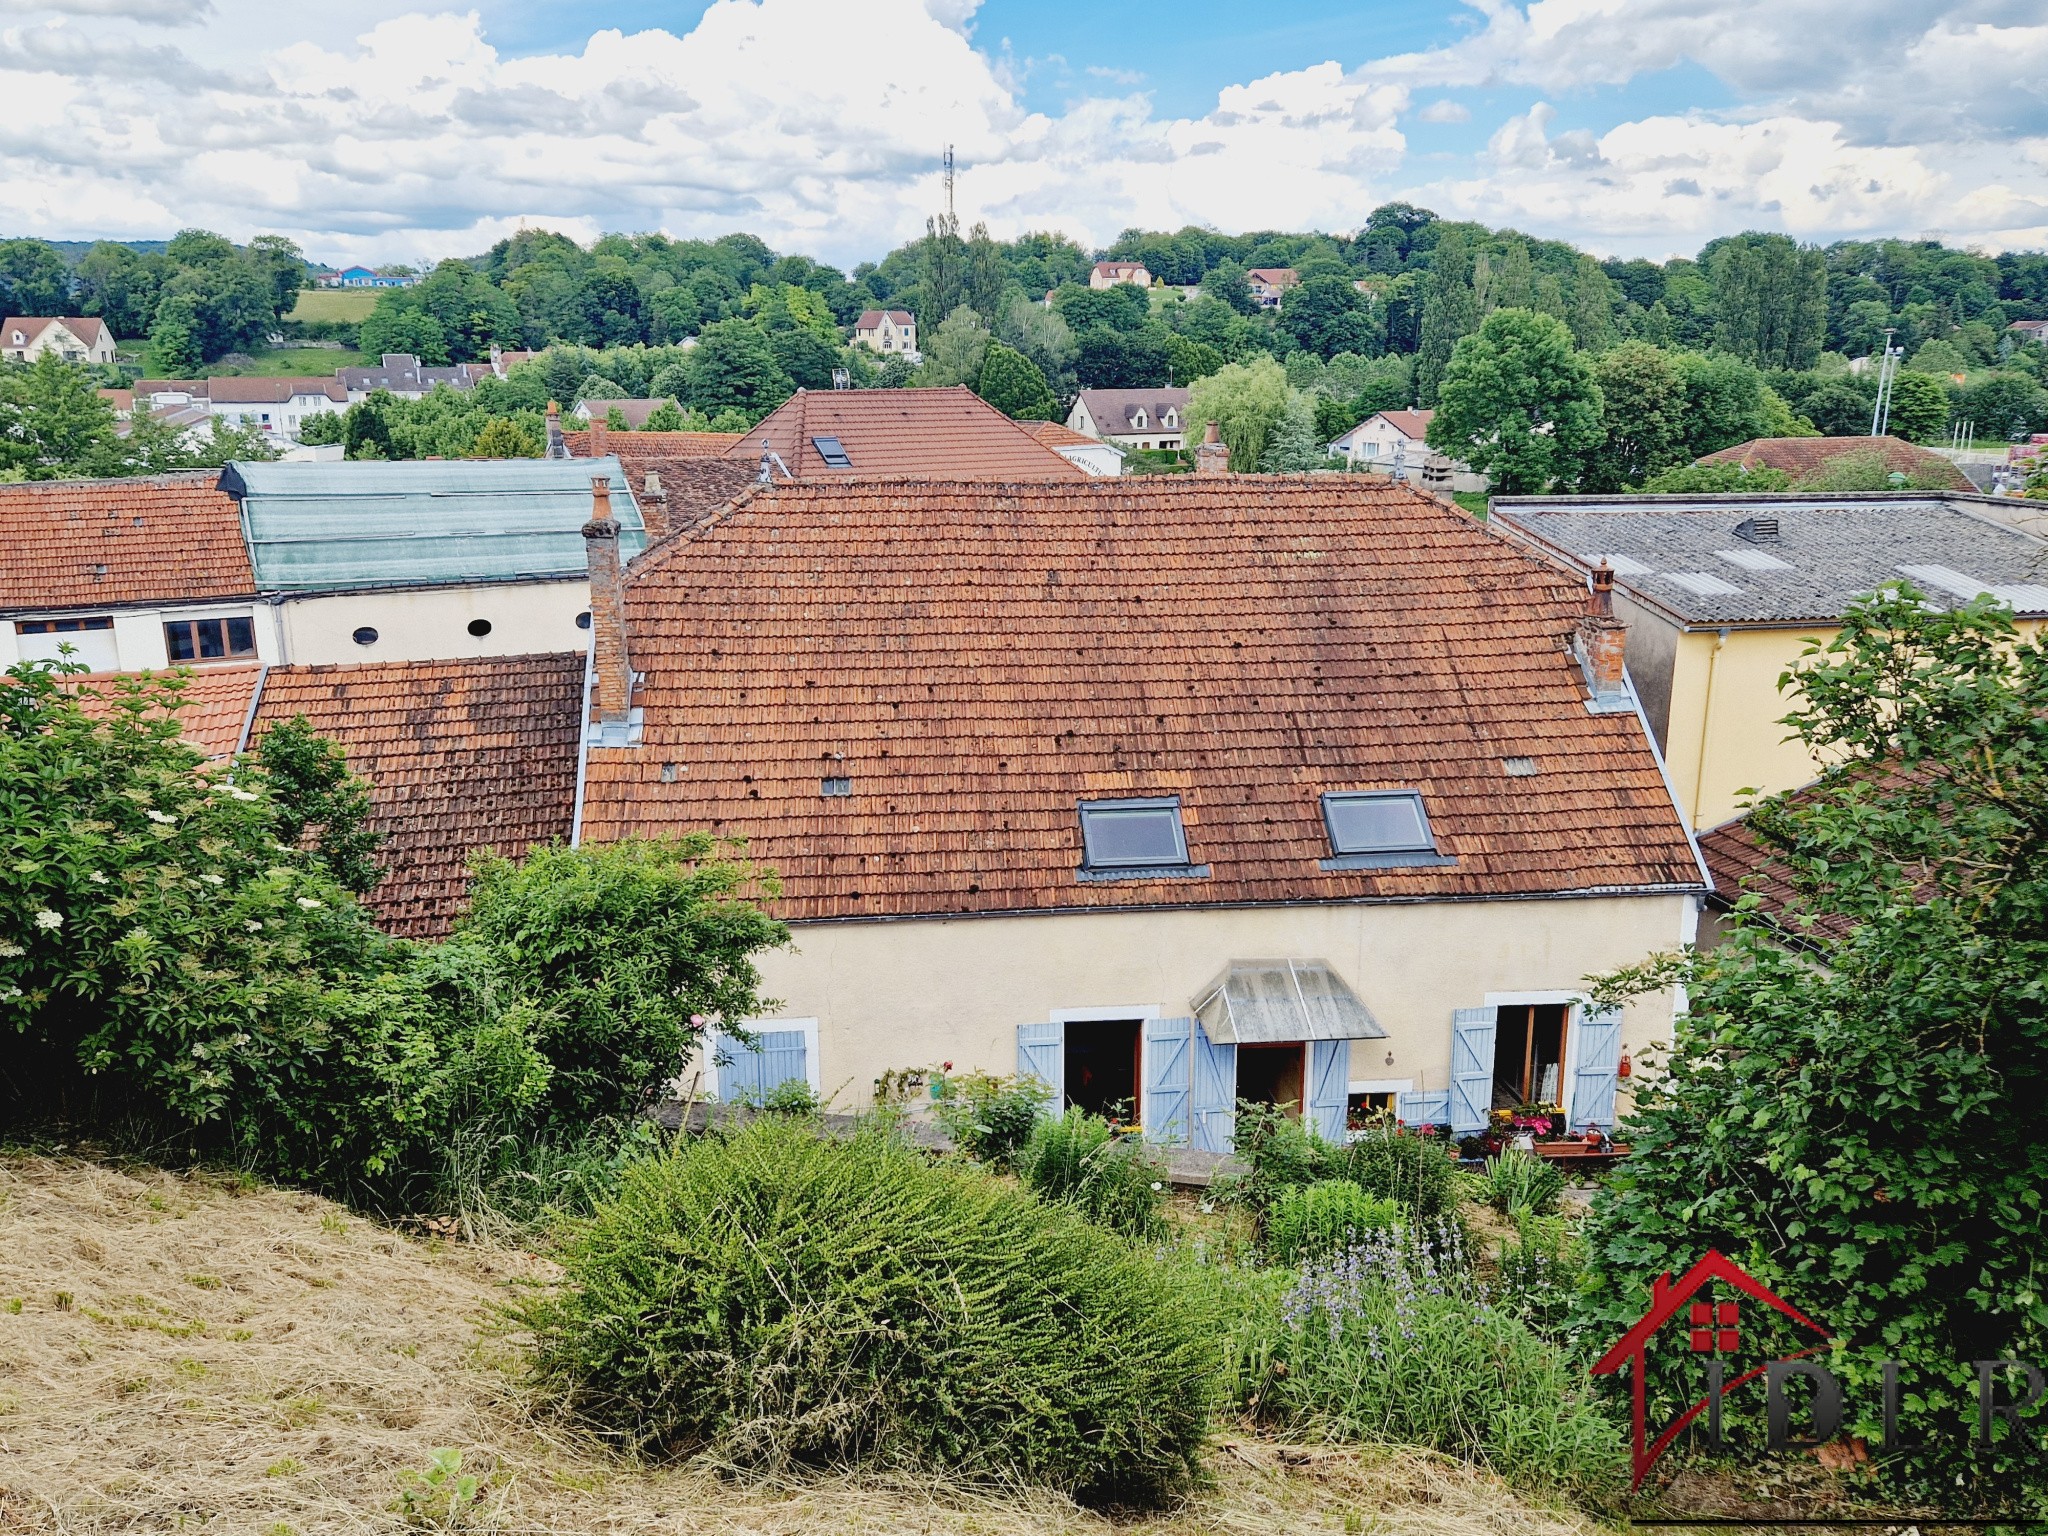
[
  {"left": 1192, "top": 959, "right": 1386, "bottom": 1044},
  {"left": 220, "top": 458, "right": 646, "bottom": 592}
]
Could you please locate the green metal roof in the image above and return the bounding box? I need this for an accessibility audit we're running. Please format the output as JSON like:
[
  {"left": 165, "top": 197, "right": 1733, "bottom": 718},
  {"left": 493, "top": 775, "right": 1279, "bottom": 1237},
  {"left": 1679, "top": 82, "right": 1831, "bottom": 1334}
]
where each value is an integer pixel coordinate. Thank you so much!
[{"left": 219, "top": 458, "right": 646, "bottom": 592}]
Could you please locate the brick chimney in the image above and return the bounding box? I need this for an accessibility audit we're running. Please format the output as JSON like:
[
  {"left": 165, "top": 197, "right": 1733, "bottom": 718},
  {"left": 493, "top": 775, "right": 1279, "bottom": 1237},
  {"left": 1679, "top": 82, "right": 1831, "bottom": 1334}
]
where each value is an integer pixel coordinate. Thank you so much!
[
  {"left": 1578, "top": 562, "right": 1629, "bottom": 709},
  {"left": 545, "top": 401, "right": 567, "bottom": 459},
  {"left": 641, "top": 470, "right": 669, "bottom": 541},
  {"left": 583, "top": 476, "right": 632, "bottom": 730},
  {"left": 592, "top": 418, "right": 608, "bottom": 456},
  {"left": 1195, "top": 419, "right": 1229, "bottom": 476}
]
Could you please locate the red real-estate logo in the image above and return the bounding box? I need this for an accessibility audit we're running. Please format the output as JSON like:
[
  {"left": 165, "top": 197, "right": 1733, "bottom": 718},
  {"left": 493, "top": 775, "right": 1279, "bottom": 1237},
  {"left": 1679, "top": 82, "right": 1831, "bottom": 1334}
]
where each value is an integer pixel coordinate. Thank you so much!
[{"left": 1591, "top": 1250, "right": 1834, "bottom": 1488}]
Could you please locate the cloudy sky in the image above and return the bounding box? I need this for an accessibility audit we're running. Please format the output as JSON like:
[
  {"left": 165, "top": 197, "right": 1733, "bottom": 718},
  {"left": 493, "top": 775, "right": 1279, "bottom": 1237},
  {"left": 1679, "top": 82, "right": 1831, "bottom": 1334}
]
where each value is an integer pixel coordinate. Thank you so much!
[{"left": 3, "top": 0, "right": 2045, "bottom": 268}]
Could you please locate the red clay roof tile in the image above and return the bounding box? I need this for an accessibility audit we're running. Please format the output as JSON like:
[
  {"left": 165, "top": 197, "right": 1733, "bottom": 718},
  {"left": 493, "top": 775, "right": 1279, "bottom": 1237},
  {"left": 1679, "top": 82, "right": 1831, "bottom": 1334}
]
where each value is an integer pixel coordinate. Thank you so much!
[
  {"left": 1699, "top": 436, "right": 1971, "bottom": 490},
  {"left": 720, "top": 387, "right": 1089, "bottom": 481},
  {"left": 579, "top": 476, "right": 1701, "bottom": 921},
  {"left": 0, "top": 474, "right": 255, "bottom": 611},
  {"left": 564, "top": 428, "right": 745, "bottom": 461}
]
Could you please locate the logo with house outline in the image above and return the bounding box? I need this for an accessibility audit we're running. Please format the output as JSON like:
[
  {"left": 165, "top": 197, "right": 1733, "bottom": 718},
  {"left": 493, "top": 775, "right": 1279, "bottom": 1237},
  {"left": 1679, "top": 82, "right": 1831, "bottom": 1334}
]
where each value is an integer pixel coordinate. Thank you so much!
[{"left": 1592, "top": 1250, "right": 1834, "bottom": 1488}]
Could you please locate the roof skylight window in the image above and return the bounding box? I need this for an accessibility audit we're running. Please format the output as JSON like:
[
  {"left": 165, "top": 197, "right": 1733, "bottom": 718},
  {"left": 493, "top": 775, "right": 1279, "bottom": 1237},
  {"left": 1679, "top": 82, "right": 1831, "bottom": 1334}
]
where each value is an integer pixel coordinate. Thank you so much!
[
  {"left": 1319, "top": 790, "right": 1453, "bottom": 870},
  {"left": 811, "top": 435, "right": 852, "bottom": 468},
  {"left": 1077, "top": 797, "right": 1204, "bottom": 879}
]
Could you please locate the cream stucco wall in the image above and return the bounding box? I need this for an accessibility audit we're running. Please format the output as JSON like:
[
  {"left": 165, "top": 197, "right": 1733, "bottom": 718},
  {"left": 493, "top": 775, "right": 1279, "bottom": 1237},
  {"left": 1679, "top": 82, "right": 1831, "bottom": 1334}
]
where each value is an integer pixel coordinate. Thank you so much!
[
  {"left": 279, "top": 579, "right": 592, "bottom": 665},
  {"left": 1665, "top": 617, "right": 2048, "bottom": 829},
  {"left": 708, "top": 892, "right": 1695, "bottom": 1128}
]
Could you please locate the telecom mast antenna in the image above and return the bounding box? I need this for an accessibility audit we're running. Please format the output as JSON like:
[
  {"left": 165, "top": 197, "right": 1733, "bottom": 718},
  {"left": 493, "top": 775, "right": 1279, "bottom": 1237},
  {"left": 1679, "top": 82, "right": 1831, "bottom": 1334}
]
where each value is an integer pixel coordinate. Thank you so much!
[{"left": 943, "top": 144, "right": 955, "bottom": 219}]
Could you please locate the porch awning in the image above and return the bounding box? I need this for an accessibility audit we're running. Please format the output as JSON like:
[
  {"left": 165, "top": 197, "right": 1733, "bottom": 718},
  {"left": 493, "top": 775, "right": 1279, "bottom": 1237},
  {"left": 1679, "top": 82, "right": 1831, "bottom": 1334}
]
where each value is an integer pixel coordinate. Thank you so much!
[{"left": 1191, "top": 959, "right": 1386, "bottom": 1044}]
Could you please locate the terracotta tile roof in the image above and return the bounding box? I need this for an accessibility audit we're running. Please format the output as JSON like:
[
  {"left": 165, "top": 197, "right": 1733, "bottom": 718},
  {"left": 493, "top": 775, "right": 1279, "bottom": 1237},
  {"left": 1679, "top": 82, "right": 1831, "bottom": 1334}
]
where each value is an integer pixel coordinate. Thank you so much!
[
  {"left": 1373, "top": 409, "right": 1435, "bottom": 441},
  {"left": 564, "top": 428, "right": 746, "bottom": 461},
  {"left": 855, "top": 310, "right": 914, "bottom": 328},
  {"left": 720, "top": 386, "right": 1088, "bottom": 481},
  {"left": 249, "top": 653, "right": 586, "bottom": 938},
  {"left": 625, "top": 458, "right": 760, "bottom": 538},
  {"left": 68, "top": 664, "right": 264, "bottom": 759},
  {"left": 580, "top": 477, "right": 1702, "bottom": 921},
  {"left": 0, "top": 474, "right": 256, "bottom": 612},
  {"left": 98, "top": 388, "right": 135, "bottom": 415},
  {"left": 1700, "top": 436, "right": 1971, "bottom": 491},
  {"left": 1023, "top": 420, "right": 1118, "bottom": 452}
]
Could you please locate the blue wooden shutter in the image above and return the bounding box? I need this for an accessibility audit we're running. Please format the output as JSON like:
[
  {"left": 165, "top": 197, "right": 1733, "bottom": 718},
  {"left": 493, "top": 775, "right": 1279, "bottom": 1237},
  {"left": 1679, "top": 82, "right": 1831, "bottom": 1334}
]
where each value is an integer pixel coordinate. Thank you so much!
[
  {"left": 1571, "top": 1004, "right": 1624, "bottom": 1131},
  {"left": 1190, "top": 1022, "right": 1238, "bottom": 1154},
  {"left": 717, "top": 1029, "right": 808, "bottom": 1101},
  {"left": 1016, "top": 1022, "right": 1064, "bottom": 1112},
  {"left": 1308, "top": 1038, "right": 1350, "bottom": 1143},
  {"left": 1398, "top": 1089, "right": 1451, "bottom": 1127},
  {"left": 1142, "top": 1017, "right": 1192, "bottom": 1145},
  {"left": 1449, "top": 1006, "right": 1497, "bottom": 1134}
]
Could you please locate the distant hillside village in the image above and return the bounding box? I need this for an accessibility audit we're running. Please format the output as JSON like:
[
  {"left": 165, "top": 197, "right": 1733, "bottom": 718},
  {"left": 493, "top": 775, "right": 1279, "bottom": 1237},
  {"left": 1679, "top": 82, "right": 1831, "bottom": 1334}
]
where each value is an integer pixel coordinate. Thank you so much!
[{"left": 1, "top": 213, "right": 2045, "bottom": 493}]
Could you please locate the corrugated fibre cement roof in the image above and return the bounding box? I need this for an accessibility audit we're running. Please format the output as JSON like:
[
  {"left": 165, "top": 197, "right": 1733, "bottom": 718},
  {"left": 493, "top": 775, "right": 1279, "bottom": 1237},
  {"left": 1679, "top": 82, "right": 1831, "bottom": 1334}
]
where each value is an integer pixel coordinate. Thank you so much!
[{"left": 221, "top": 458, "right": 646, "bottom": 591}]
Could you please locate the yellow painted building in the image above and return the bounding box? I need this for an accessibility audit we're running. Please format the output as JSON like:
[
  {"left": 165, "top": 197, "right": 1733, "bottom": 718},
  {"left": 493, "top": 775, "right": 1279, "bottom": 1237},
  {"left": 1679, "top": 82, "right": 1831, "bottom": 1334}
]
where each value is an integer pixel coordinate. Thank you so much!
[{"left": 1493, "top": 492, "right": 2048, "bottom": 829}]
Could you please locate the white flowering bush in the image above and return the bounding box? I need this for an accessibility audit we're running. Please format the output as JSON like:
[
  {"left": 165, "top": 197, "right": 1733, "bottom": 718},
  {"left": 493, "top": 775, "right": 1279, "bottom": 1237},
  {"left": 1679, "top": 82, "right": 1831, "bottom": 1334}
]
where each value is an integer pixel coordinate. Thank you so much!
[{"left": 1, "top": 661, "right": 787, "bottom": 1197}]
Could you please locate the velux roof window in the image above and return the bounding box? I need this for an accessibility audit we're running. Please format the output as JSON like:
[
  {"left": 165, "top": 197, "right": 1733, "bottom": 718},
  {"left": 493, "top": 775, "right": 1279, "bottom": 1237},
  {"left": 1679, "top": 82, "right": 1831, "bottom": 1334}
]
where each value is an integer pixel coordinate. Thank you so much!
[
  {"left": 1077, "top": 796, "right": 1208, "bottom": 880},
  {"left": 1319, "top": 790, "right": 1453, "bottom": 871},
  {"left": 810, "top": 435, "right": 852, "bottom": 469}
]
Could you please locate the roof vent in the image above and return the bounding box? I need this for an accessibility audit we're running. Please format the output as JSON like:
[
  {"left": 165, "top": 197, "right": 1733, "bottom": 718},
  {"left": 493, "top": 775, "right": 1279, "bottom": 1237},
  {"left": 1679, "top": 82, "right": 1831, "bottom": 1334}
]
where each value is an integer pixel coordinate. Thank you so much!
[{"left": 1733, "top": 515, "right": 1780, "bottom": 544}]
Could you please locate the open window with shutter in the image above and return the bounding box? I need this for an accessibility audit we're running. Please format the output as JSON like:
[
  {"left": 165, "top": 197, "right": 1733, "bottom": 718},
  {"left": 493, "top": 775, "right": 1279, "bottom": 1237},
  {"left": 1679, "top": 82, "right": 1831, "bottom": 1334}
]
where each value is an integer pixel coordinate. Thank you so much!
[
  {"left": 1570, "top": 1004, "right": 1624, "bottom": 1131},
  {"left": 1015, "top": 1021, "right": 1064, "bottom": 1113}
]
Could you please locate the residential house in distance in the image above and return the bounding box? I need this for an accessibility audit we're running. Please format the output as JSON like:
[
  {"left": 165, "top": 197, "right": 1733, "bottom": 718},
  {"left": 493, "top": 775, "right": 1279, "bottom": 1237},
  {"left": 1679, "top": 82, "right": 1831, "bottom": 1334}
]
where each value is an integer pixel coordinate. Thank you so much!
[
  {"left": 575, "top": 475, "right": 1706, "bottom": 1141},
  {"left": 722, "top": 386, "right": 1088, "bottom": 480},
  {"left": 2008, "top": 319, "right": 2048, "bottom": 346},
  {"left": 316, "top": 266, "right": 418, "bottom": 289},
  {"left": 1067, "top": 387, "right": 1190, "bottom": 453},
  {"left": 1022, "top": 419, "right": 1126, "bottom": 476},
  {"left": 4, "top": 317, "right": 118, "bottom": 365},
  {"left": 852, "top": 309, "right": 918, "bottom": 357},
  {"left": 1699, "top": 435, "right": 1973, "bottom": 491},
  {"left": 573, "top": 398, "right": 678, "bottom": 429},
  {"left": 0, "top": 459, "right": 649, "bottom": 673},
  {"left": 1089, "top": 260, "right": 1152, "bottom": 289},
  {"left": 142, "top": 377, "right": 351, "bottom": 442},
  {"left": 1329, "top": 407, "right": 1487, "bottom": 493},
  {"left": 337, "top": 353, "right": 491, "bottom": 400},
  {"left": 1245, "top": 268, "right": 1298, "bottom": 308},
  {"left": 1489, "top": 492, "right": 2048, "bottom": 829}
]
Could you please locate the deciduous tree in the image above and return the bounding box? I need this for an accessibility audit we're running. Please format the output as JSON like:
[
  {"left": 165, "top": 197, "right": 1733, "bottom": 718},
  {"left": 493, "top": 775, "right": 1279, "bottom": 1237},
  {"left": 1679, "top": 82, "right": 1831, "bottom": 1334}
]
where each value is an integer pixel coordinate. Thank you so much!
[{"left": 1428, "top": 308, "right": 1603, "bottom": 493}]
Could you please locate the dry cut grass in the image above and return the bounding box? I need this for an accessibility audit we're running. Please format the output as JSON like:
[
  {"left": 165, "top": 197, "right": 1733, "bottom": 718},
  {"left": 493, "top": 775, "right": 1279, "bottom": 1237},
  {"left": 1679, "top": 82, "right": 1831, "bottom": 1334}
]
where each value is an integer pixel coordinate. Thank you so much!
[{"left": 0, "top": 1156, "right": 1610, "bottom": 1536}]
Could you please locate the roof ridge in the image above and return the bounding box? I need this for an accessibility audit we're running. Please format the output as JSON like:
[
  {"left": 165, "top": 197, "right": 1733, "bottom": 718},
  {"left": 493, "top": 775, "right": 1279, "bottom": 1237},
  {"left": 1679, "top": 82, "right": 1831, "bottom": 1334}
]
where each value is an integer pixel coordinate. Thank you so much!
[{"left": 626, "top": 475, "right": 771, "bottom": 576}]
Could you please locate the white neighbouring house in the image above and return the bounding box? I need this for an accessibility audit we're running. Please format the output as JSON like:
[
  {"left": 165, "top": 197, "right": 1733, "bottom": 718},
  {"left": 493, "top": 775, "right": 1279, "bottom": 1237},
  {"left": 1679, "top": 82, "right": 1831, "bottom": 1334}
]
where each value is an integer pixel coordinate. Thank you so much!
[
  {"left": 1089, "top": 261, "right": 1153, "bottom": 289},
  {"left": 4, "top": 317, "right": 118, "bottom": 365},
  {"left": 1067, "top": 387, "right": 1191, "bottom": 452},
  {"left": 1329, "top": 408, "right": 1489, "bottom": 493},
  {"left": 852, "top": 309, "right": 919, "bottom": 358}
]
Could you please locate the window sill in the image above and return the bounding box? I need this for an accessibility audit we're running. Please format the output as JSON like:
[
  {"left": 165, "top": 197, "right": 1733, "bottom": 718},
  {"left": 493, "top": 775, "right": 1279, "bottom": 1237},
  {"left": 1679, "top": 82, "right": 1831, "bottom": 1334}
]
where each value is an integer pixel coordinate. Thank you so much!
[
  {"left": 1319, "top": 851, "right": 1457, "bottom": 871},
  {"left": 1077, "top": 863, "right": 1212, "bottom": 883}
]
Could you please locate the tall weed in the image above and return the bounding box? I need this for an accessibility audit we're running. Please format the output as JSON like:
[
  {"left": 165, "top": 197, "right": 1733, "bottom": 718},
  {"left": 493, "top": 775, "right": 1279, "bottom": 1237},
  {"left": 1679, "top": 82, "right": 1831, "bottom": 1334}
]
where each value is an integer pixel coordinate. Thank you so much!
[{"left": 1015, "top": 1109, "right": 1167, "bottom": 1239}]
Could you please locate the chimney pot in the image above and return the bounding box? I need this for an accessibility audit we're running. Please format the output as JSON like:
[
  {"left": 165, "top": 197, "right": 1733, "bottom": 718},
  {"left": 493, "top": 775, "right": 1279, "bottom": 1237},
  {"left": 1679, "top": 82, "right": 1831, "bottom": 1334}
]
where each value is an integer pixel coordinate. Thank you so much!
[
  {"left": 592, "top": 419, "right": 608, "bottom": 455},
  {"left": 641, "top": 471, "right": 670, "bottom": 541},
  {"left": 1590, "top": 561, "right": 1615, "bottom": 618},
  {"left": 582, "top": 475, "right": 631, "bottom": 726},
  {"left": 1195, "top": 419, "right": 1229, "bottom": 476},
  {"left": 544, "top": 400, "right": 567, "bottom": 459}
]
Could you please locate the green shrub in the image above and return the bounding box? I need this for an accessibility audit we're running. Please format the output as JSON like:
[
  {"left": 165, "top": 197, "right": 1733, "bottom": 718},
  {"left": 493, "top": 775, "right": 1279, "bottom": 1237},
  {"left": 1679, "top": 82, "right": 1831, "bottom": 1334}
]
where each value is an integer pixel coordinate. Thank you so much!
[
  {"left": 457, "top": 837, "right": 788, "bottom": 1132},
  {"left": 1248, "top": 1223, "right": 1621, "bottom": 1496},
  {"left": 521, "top": 1118, "right": 1215, "bottom": 1505},
  {"left": 932, "top": 1069, "right": 1045, "bottom": 1169},
  {"left": 1266, "top": 1180, "right": 1399, "bottom": 1264},
  {"left": 1016, "top": 1109, "right": 1167, "bottom": 1239},
  {"left": 1481, "top": 1147, "right": 1565, "bottom": 1218},
  {"left": 1330, "top": 1124, "right": 1462, "bottom": 1222},
  {"left": 1220, "top": 1102, "right": 1323, "bottom": 1213}
]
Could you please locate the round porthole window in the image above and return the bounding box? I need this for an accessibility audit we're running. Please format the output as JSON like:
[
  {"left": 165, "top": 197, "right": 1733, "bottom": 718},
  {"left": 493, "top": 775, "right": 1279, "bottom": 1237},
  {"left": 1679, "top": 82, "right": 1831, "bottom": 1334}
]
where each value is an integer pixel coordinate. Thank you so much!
[
  {"left": 467, "top": 619, "right": 493, "bottom": 637},
  {"left": 352, "top": 626, "right": 378, "bottom": 646},
  {"left": 575, "top": 611, "right": 592, "bottom": 630}
]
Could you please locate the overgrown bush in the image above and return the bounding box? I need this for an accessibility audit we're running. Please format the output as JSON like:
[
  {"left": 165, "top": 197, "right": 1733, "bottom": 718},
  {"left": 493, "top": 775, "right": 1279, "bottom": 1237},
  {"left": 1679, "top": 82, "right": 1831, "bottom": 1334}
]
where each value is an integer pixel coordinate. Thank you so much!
[
  {"left": 1016, "top": 1109, "right": 1167, "bottom": 1239},
  {"left": 1480, "top": 1147, "right": 1565, "bottom": 1218},
  {"left": 1, "top": 663, "right": 789, "bottom": 1203},
  {"left": 1244, "top": 1223, "right": 1622, "bottom": 1496},
  {"left": 932, "top": 1069, "right": 1045, "bottom": 1169},
  {"left": 1578, "top": 587, "right": 2048, "bottom": 1509},
  {"left": 1223, "top": 1107, "right": 1459, "bottom": 1227},
  {"left": 521, "top": 1118, "right": 1216, "bottom": 1505},
  {"left": 453, "top": 837, "right": 786, "bottom": 1132},
  {"left": 1266, "top": 1180, "right": 1399, "bottom": 1264}
]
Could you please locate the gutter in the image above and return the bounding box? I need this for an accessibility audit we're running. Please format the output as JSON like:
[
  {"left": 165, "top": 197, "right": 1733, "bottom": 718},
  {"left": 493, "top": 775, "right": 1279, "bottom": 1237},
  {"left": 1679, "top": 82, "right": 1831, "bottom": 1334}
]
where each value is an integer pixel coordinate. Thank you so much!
[{"left": 1688, "top": 628, "right": 1730, "bottom": 831}]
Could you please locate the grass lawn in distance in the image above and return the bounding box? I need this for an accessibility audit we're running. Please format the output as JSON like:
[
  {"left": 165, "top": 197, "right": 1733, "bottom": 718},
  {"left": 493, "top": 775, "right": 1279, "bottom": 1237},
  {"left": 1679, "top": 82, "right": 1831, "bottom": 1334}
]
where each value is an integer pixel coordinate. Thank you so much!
[
  {"left": 205, "top": 348, "right": 369, "bottom": 376},
  {"left": 1452, "top": 491, "right": 1489, "bottom": 520},
  {"left": 287, "top": 288, "right": 378, "bottom": 323}
]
